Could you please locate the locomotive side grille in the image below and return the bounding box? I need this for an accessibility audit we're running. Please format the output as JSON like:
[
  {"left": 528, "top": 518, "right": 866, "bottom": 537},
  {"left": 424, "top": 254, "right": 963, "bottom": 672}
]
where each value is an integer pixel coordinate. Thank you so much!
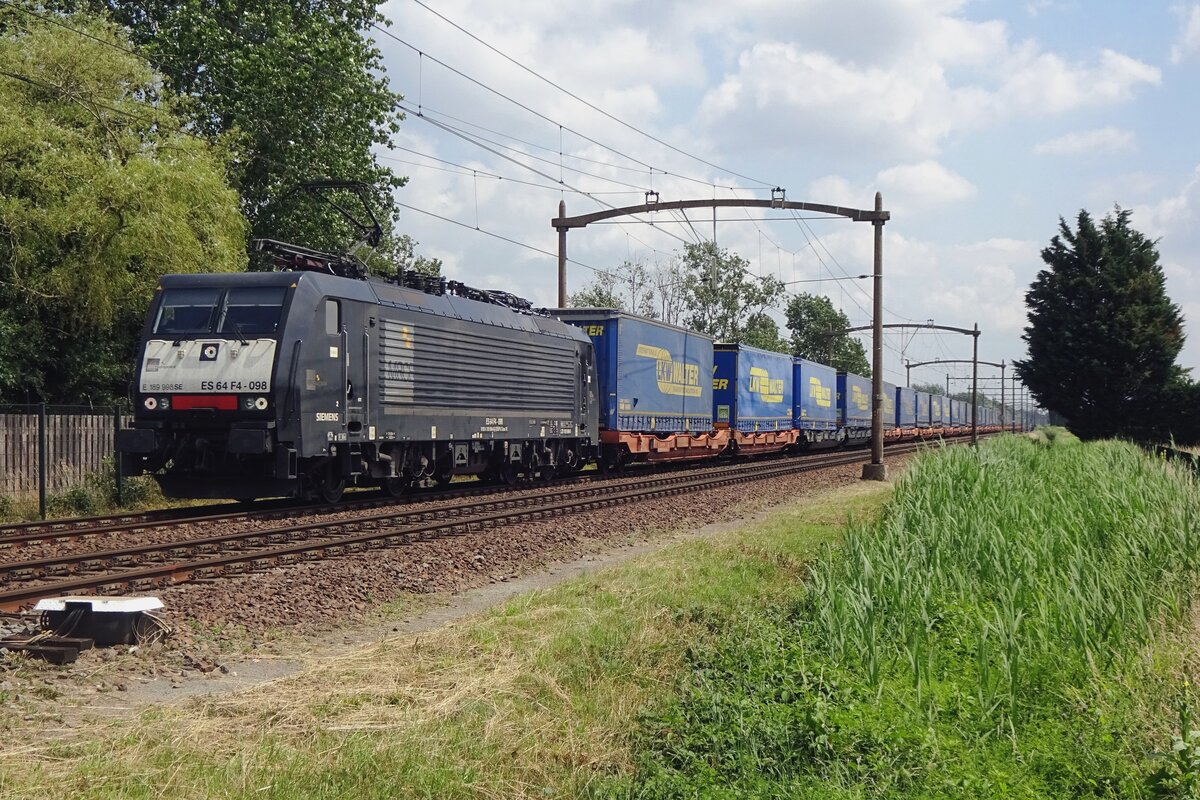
[{"left": 378, "top": 317, "right": 576, "bottom": 412}]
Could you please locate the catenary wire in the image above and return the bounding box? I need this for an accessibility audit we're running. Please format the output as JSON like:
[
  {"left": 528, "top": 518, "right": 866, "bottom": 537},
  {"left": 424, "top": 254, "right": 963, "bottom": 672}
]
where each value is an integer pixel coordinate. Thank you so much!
[{"left": 402, "top": 0, "right": 776, "bottom": 189}]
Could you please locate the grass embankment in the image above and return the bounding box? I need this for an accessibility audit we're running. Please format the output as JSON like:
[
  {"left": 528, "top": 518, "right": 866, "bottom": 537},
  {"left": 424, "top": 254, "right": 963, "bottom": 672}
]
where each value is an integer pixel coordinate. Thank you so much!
[
  {"left": 0, "top": 480, "right": 888, "bottom": 798},
  {"left": 5, "top": 437, "right": 1196, "bottom": 798},
  {"left": 609, "top": 436, "right": 1200, "bottom": 798}
]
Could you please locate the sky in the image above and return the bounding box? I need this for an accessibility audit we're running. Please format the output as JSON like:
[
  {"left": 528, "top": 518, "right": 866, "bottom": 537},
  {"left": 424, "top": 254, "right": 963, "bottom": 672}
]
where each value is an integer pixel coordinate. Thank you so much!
[{"left": 370, "top": 0, "right": 1200, "bottom": 398}]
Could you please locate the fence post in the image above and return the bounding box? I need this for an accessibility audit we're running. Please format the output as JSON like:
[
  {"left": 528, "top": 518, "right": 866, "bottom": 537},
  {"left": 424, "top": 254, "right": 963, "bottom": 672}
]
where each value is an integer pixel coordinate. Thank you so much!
[
  {"left": 37, "top": 403, "right": 47, "bottom": 520},
  {"left": 113, "top": 405, "right": 124, "bottom": 506}
]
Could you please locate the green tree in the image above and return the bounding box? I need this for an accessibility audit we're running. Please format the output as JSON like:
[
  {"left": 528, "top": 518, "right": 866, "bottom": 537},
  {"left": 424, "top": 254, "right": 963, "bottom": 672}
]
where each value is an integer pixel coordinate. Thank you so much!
[
  {"left": 911, "top": 382, "right": 945, "bottom": 396},
  {"left": 679, "top": 242, "right": 785, "bottom": 343},
  {"left": 652, "top": 259, "right": 685, "bottom": 325},
  {"left": 73, "top": 0, "right": 405, "bottom": 255},
  {"left": 381, "top": 233, "right": 441, "bottom": 279},
  {"left": 0, "top": 9, "right": 247, "bottom": 403},
  {"left": 569, "top": 259, "right": 656, "bottom": 315},
  {"left": 1014, "top": 208, "right": 1184, "bottom": 440},
  {"left": 569, "top": 271, "right": 624, "bottom": 309},
  {"left": 784, "top": 292, "right": 871, "bottom": 376},
  {"left": 742, "top": 312, "right": 789, "bottom": 352}
]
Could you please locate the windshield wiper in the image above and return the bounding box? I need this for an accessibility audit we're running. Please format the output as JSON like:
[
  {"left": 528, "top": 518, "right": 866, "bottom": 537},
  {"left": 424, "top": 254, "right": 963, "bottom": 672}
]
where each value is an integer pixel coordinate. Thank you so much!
[{"left": 230, "top": 322, "right": 250, "bottom": 347}]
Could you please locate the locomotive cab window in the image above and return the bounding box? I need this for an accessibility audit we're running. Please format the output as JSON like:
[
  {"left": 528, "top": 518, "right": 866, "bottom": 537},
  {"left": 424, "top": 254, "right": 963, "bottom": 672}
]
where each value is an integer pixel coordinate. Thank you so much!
[
  {"left": 153, "top": 288, "right": 222, "bottom": 335},
  {"left": 219, "top": 287, "right": 286, "bottom": 335}
]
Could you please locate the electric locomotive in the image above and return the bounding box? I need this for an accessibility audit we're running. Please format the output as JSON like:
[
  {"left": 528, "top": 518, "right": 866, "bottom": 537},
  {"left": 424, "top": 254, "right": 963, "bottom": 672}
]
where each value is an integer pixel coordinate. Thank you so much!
[{"left": 117, "top": 242, "right": 599, "bottom": 502}]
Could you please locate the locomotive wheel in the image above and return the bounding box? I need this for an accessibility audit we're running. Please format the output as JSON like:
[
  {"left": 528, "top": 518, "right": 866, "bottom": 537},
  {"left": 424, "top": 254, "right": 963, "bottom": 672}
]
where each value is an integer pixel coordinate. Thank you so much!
[
  {"left": 307, "top": 460, "right": 345, "bottom": 504},
  {"left": 499, "top": 462, "right": 519, "bottom": 486},
  {"left": 382, "top": 476, "right": 410, "bottom": 498},
  {"left": 317, "top": 475, "right": 346, "bottom": 504}
]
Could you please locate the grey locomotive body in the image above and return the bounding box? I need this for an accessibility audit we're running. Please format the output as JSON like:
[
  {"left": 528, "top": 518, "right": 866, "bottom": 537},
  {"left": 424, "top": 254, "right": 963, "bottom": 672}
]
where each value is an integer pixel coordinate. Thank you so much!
[{"left": 119, "top": 270, "right": 599, "bottom": 501}]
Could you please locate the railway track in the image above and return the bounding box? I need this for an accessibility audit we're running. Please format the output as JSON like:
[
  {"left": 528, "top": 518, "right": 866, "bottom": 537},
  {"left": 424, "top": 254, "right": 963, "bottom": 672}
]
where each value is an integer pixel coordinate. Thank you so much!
[
  {"left": 0, "top": 433, "right": 970, "bottom": 547},
  {"left": 0, "top": 475, "right": 598, "bottom": 550},
  {"left": 0, "top": 441, "right": 957, "bottom": 612}
]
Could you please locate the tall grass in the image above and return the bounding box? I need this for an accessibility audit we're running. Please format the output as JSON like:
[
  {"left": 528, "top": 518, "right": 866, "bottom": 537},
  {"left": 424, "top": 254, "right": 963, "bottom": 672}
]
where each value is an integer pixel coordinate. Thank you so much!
[
  {"left": 808, "top": 437, "right": 1200, "bottom": 726},
  {"left": 617, "top": 436, "right": 1200, "bottom": 797}
]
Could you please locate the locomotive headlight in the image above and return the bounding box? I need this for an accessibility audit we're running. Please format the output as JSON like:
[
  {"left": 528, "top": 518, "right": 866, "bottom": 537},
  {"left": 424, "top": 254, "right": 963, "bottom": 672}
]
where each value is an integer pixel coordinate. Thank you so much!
[
  {"left": 254, "top": 396, "right": 269, "bottom": 410},
  {"left": 159, "top": 397, "right": 170, "bottom": 410},
  {"left": 143, "top": 397, "right": 158, "bottom": 410},
  {"left": 243, "top": 396, "right": 256, "bottom": 410}
]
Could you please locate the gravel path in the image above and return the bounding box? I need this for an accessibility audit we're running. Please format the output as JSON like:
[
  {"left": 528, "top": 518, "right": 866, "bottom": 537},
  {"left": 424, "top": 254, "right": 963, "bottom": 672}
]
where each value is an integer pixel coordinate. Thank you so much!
[{"left": 161, "top": 454, "right": 912, "bottom": 640}]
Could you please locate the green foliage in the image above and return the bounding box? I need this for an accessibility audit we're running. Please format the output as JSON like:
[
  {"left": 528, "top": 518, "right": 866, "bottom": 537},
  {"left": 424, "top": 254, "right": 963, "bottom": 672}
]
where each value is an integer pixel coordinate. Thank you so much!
[
  {"left": 911, "top": 381, "right": 945, "bottom": 395},
  {"left": 785, "top": 292, "right": 871, "bottom": 376},
  {"left": 570, "top": 276, "right": 625, "bottom": 310},
  {"left": 346, "top": 231, "right": 442, "bottom": 281},
  {"left": 741, "top": 311, "right": 789, "bottom": 352},
  {"left": 1029, "top": 425, "right": 1079, "bottom": 446},
  {"left": 1150, "top": 706, "right": 1200, "bottom": 800},
  {"left": 680, "top": 241, "right": 786, "bottom": 344},
  {"left": 0, "top": 7, "right": 247, "bottom": 403},
  {"left": 1015, "top": 208, "right": 1184, "bottom": 440},
  {"left": 77, "top": 0, "right": 406, "bottom": 256},
  {"left": 569, "top": 259, "right": 655, "bottom": 315},
  {"left": 609, "top": 438, "right": 1200, "bottom": 797}
]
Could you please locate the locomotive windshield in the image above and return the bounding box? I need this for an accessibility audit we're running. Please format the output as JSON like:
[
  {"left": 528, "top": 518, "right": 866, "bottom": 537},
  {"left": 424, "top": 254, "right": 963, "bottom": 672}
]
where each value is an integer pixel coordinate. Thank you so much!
[
  {"left": 153, "top": 288, "right": 221, "bottom": 335},
  {"left": 218, "top": 287, "right": 286, "bottom": 335},
  {"left": 153, "top": 286, "right": 286, "bottom": 337}
]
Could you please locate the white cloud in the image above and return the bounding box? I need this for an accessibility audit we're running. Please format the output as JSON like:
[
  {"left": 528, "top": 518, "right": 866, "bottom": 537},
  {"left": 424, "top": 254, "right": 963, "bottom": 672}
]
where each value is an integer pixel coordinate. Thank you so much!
[
  {"left": 1133, "top": 164, "right": 1200, "bottom": 239},
  {"left": 696, "top": 38, "right": 1157, "bottom": 161},
  {"left": 877, "top": 161, "right": 977, "bottom": 207},
  {"left": 1171, "top": 4, "right": 1200, "bottom": 64},
  {"left": 1033, "top": 127, "right": 1136, "bottom": 156},
  {"left": 994, "top": 48, "right": 1160, "bottom": 114},
  {"left": 806, "top": 161, "right": 975, "bottom": 219},
  {"left": 805, "top": 175, "right": 862, "bottom": 208}
]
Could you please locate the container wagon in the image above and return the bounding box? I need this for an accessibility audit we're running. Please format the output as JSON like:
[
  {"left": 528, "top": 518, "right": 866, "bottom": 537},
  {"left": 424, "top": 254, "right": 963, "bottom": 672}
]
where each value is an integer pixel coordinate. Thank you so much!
[
  {"left": 713, "top": 343, "right": 797, "bottom": 455},
  {"left": 837, "top": 371, "right": 872, "bottom": 445},
  {"left": 896, "top": 386, "right": 918, "bottom": 436},
  {"left": 930, "top": 394, "right": 948, "bottom": 431},
  {"left": 882, "top": 381, "right": 898, "bottom": 438},
  {"left": 794, "top": 358, "right": 839, "bottom": 448},
  {"left": 554, "top": 309, "right": 719, "bottom": 466}
]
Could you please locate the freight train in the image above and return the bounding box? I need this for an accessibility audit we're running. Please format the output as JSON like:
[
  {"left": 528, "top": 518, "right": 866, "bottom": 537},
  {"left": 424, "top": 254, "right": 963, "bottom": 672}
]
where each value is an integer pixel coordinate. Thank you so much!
[{"left": 117, "top": 246, "right": 1003, "bottom": 502}]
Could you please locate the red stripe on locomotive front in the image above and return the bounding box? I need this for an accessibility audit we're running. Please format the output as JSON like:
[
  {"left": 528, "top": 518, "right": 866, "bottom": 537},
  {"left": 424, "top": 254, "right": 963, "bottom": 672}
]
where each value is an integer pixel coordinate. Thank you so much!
[{"left": 172, "top": 395, "right": 238, "bottom": 411}]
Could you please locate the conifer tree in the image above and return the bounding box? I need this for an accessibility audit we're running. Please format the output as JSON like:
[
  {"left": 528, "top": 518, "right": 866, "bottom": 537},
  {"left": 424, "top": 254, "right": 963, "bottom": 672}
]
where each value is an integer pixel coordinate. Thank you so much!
[{"left": 1015, "top": 208, "right": 1183, "bottom": 439}]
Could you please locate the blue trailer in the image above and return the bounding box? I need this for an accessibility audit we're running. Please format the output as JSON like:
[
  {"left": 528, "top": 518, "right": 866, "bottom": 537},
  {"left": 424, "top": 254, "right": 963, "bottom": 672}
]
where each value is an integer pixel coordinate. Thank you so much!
[
  {"left": 915, "top": 390, "right": 932, "bottom": 428},
  {"left": 555, "top": 309, "right": 713, "bottom": 433},
  {"left": 896, "top": 386, "right": 918, "bottom": 430},
  {"left": 713, "top": 344, "right": 792, "bottom": 432},
  {"left": 930, "top": 394, "right": 947, "bottom": 427},
  {"left": 793, "top": 358, "right": 839, "bottom": 445},
  {"left": 882, "top": 381, "right": 897, "bottom": 431},
  {"left": 555, "top": 309, "right": 721, "bottom": 465},
  {"left": 837, "top": 371, "right": 872, "bottom": 443}
]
